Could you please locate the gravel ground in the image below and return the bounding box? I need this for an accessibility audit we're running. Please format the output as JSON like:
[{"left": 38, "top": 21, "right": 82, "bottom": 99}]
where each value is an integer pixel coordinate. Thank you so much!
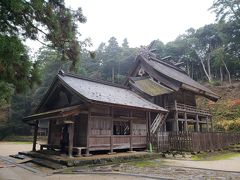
[
  {"left": 71, "top": 160, "right": 240, "bottom": 180},
  {"left": 0, "top": 142, "right": 240, "bottom": 180}
]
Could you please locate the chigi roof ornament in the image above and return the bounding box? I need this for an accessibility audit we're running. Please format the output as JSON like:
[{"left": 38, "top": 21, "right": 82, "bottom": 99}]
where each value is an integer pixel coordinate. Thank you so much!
[
  {"left": 58, "top": 69, "right": 65, "bottom": 76},
  {"left": 139, "top": 40, "right": 157, "bottom": 60}
]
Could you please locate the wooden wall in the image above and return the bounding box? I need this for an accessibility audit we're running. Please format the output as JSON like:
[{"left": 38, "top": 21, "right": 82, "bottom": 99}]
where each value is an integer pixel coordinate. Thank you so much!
[
  {"left": 47, "top": 104, "right": 149, "bottom": 151},
  {"left": 87, "top": 104, "right": 148, "bottom": 150},
  {"left": 49, "top": 120, "right": 62, "bottom": 146},
  {"left": 74, "top": 114, "right": 88, "bottom": 147},
  {"left": 174, "top": 89, "right": 196, "bottom": 106},
  {"left": 154, "top": 89, "right": 197, "bottom": 108}
]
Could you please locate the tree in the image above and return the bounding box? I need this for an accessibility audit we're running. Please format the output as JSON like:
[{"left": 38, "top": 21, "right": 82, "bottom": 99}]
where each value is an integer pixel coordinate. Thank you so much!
[
  {"left": 0, "top": 0, "right": 86, "bottom": 70},
  {"left": 194, "top": 24, "right": 222, "bottom": 82},
  {"left": 212, "top": 47, "right": 232, "bottom": 84},
  {"left": 0, "top": 35, "right": 40, "bottom": 107},
  {"left": 0, "top": 0, "right": 87, "bottom": 105},
  {"left": 122, "top": 38, "right": 129, "bottom": 49},
  {"left": 101, "top": 37, "right": 122, "bottom": 82},
  {"left": 210, "top": 0, "right": 240, "bottom": 24}
]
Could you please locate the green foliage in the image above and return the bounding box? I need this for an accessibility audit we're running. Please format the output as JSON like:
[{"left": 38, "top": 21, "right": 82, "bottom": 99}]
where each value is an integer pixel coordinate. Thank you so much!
[
  {"left": 79, "top": 37, "right": 137, "bottom": 83},
  {"left": 215, "top": 119, "right": 240, "bottom": 132},
  {"left": 0, "top": 35, "right": 40, "bottom": 107},
  {"left": 0, "top": 82, "right": 13, "bottom": 106},
  {"left": 210, "top": 99, "right": 240, "bottom": 132},
  {"left": 210, "top": 0, "right": 240, "bottom": 24},
  {"left": 0, "top": 0, "right": 86, "bottom": 70},
  {"left": 210, "top": 80, "right": 221, "bottom": 86}
]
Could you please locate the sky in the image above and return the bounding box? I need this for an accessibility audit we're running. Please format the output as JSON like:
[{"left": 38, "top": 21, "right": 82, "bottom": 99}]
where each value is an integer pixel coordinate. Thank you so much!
[{"left": 26, "top": 0, "right": 216, "bottom": 52}]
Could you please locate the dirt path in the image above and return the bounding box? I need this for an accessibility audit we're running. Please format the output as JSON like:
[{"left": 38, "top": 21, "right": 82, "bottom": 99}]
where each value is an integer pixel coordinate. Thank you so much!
[
  {"left": 163, "top": 156, "right": 240, "bottom": 172},
  {"left": 0, "top": 142, "right": 38, "bottom": 156}
]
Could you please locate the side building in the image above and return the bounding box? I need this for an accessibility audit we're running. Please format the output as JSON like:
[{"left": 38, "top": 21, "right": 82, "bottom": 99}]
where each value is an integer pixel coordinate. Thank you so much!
[{"left": 23, "top": 73, "right": 167, "bottom": 156}]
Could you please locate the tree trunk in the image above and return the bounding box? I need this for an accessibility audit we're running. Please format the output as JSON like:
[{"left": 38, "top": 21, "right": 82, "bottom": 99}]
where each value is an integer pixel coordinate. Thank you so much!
[
  {"left": 191, "top": 62, "right": 194, "bottom": 79},
  {"left": 220, "top": 66, "right": 223, "bottom": 85},
  {"left": 186, "top": 60, "right": 190, "bottom": 76},
  {"left": 200, "top": 57, "right": 212, "bottom": 82},
  {"left": 112, "top": 66, "right": 115, "bottom": 83},
  {"left": 207, "top": 54, "right": 212, "bottom": 82},
  {"left": 221, "top": 58, "right": 232, "bottom": 85}
]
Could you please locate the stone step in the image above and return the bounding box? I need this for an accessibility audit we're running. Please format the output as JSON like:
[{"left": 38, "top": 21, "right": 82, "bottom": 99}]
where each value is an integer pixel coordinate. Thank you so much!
[{"left": 31, "top": 158, "right": 66, "bottom": 170}]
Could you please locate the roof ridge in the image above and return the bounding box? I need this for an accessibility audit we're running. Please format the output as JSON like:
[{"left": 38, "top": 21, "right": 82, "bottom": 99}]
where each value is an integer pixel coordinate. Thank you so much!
[
  {"left": 59, "top": 72, "right": 129, "bottom": 89},
  {"left": 150, "top": 56, "right": 187, "bottom": 74}
]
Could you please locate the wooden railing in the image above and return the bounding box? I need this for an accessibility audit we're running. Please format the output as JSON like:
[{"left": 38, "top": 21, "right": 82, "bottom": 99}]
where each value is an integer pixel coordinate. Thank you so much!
[
  {"left": 152, "top": 132, "right": 240, "bottom": 152},
  {"left": 166, "top": 103, "right": 211, "bottom": 115}
]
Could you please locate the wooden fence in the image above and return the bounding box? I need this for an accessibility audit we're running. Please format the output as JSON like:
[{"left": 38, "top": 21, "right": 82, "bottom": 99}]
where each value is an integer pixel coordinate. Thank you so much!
[{"left": 152, "top": 132, "right": 240, "bottom": 152}]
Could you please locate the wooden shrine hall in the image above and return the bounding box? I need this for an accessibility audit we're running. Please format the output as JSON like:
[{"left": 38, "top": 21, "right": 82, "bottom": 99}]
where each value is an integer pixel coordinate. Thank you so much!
[
  {"left": 23, "top": 72, "right": 167, "bottom": 156},
  {"left": 124, "top": 51, "right": 220, "bottom": 133},
  {"left": 23, "top": 48, "right": 220, "bottom": 156}
]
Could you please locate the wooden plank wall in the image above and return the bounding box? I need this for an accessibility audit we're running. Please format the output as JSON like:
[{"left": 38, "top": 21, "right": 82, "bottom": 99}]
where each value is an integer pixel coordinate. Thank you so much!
[
  {"left": 49, "top": 120, "right": 62, "bottom": 145},
  {"left": 153, "top": 132, "right": 240, "bottom": 152},
  {"left": 87, "top": 105, "right": 148, "bottom": 150},
  {"left": 74, "top": 114, "right": 88, "bottom": 146}
]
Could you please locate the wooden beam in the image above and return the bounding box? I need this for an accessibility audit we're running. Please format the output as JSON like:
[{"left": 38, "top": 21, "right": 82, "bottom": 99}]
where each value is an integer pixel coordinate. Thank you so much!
[{"left": 32, "top": 120, "right": 39, "bottom": 152}]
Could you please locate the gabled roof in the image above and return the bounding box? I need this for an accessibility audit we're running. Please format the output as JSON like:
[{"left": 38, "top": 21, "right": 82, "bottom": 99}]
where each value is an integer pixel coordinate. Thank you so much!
[
  {"left": 127, "top": 55, "right": 220, "bottom": 101},
  {"left": 57, "top": 73, "right": 167, "bottom": 112},
  {"left": 129, "top": 77, "right": 173, "bottom": 96}
]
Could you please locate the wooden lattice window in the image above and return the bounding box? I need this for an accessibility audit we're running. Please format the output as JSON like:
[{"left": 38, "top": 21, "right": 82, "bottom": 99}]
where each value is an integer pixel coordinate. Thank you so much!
[{"left": 113, "top": 121, "right": 130, "bottom": 135}]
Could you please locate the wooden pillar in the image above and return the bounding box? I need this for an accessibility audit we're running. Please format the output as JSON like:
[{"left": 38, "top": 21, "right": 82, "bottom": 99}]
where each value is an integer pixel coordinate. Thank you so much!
[
  {"left": 194, "top": 123, "right": 196, "bottom": 132},
  {"left": 184, "top": 112, "right": 188, "bottom": 132},
  {"left": 130, "top": 110, "right": 133, "bottom": 151},
  {"left": 200, "top": 123, "right": 203, "bottom": 132},
  {"left": 163, "top": 121, "right": 167, "bottom": 132},
  {"left": 32, "top": 120, "right": 39, "bottom": 152},
  {"left": 206, "top": 116, "right": 209, "bottom": 132},
  {"left": 173, "top": 111, "right": 179, "bottom": 132},
  {"left": 47, "top": 120, "right": 52, "bottom": 144},
  {"left": 210, "top": 117, "right": 214, "bottom": 132},
  {"left": 174, "top": 100, "right": 177, "bottom": 110},
  {"left": 110, "top": 107, "right": 113, "bottom": 154},
  {"left": 68, "top": 122, "right": 74, "bottom": 157},
  {"left": 86, "top": 111, "right": 91, "bottom": 156},
  {"left": 147, "top": 112, "right": 151, "bottom": 144},
  {"left": 196, "top": 114, "right": 200, "bottom": 132}
]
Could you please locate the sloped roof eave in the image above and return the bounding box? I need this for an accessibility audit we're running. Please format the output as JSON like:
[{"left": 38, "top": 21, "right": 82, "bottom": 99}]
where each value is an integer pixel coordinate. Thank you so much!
[{"left": 139, "top": 55, "right": 220, "bottom": 100}]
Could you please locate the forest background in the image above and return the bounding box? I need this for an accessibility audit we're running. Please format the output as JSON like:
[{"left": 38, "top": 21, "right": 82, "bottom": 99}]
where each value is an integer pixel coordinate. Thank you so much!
[{"left": 0, "top": 0, "right": 240, "bottom": 139}]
